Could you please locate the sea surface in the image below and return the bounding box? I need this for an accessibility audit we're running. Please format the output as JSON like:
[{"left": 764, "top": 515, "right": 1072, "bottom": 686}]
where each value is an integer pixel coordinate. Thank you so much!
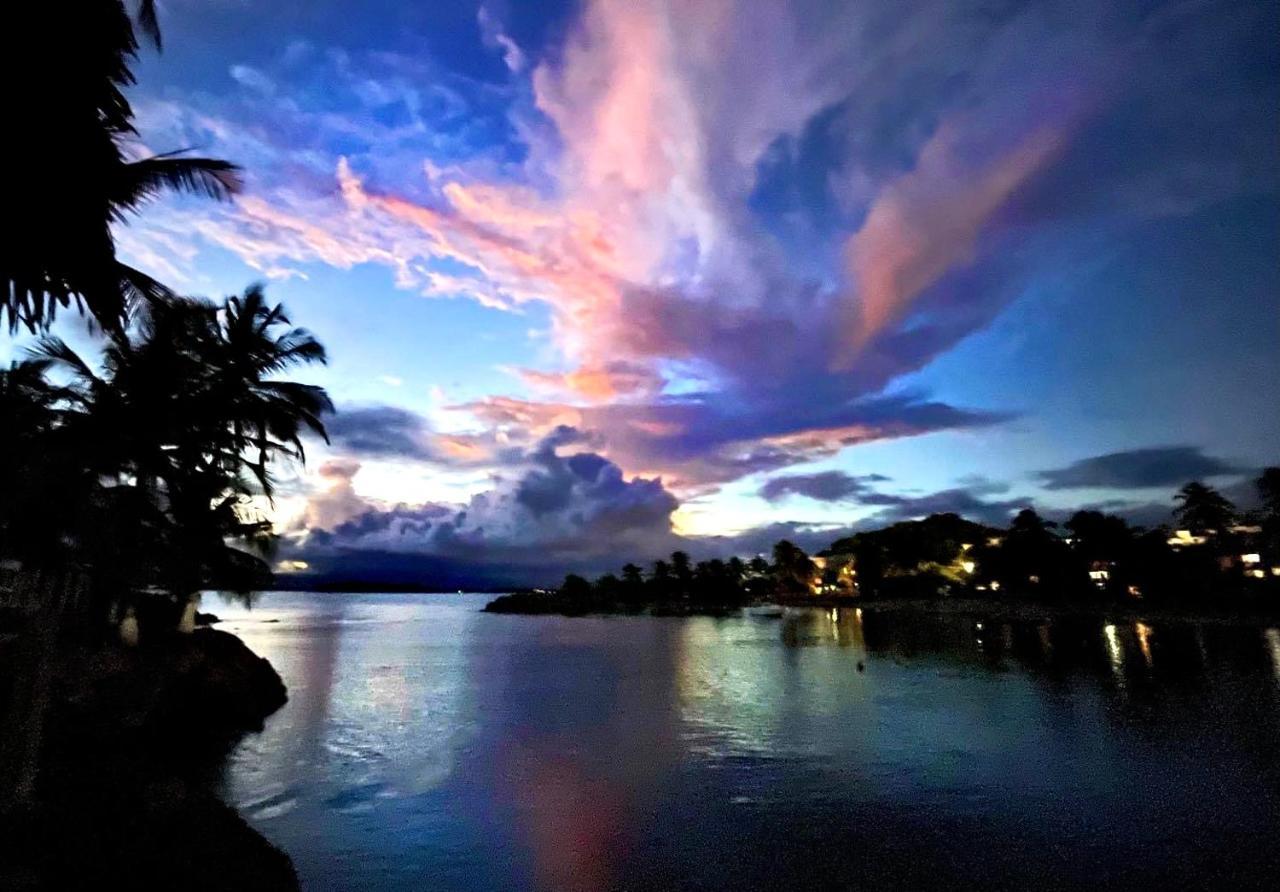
[{"left": 206, "top": 591, "right": 1280, "bottom": 890}]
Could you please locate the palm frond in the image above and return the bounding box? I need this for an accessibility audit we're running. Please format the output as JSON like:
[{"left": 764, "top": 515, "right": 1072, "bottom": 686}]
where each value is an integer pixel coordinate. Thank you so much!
[
  {"left": 115, "top": 155, "right": 243, "bottom": 211},
  {"left": 25, "top": 337, "right": 101, "bottom": 387}
]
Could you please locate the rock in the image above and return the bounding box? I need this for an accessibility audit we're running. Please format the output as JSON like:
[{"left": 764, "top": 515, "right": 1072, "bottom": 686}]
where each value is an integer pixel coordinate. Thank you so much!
[
  {"left": 0, "top": 627, "right": 298, "bottom": 890},
  {"left": 195, "top": 611, "right": 221, "bottom": 626}
]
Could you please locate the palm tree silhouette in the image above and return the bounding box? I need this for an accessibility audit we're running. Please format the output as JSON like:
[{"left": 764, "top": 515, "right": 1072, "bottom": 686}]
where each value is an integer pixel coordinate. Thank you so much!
[
  {"left": 1173, "top": 482, "right": 1236, "bottom": 534},
  {"left": 30, "top": 287, "right": 332, "bottom": 602},
  {"left": 2, "top": 1, "right": 240, "bottom": 333}
]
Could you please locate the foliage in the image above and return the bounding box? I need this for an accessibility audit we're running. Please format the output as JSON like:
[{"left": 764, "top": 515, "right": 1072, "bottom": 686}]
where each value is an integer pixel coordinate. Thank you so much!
[
  {"left": 549, "top": 470, "right": 1279, "bottom": 609},
  {"left": 0, "top": 287, "right": 332, "bottom": 617},
  {"left": 1173, "top": 482, "right": 1236, "bottom": 534},
  {"left": 1, "top": 1, "right": 241, "bottom": 333}
]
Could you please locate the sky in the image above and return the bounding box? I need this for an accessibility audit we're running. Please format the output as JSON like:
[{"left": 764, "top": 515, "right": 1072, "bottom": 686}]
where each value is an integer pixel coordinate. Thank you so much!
[{"left": 15, "top": 0, "right": 1280, "bottom": 587}]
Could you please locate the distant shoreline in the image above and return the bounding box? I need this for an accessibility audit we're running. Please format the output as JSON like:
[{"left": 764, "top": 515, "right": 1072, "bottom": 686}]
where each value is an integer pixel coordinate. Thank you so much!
[{"left": 481, "top": 590, "right": 1280, "bottom": 626}]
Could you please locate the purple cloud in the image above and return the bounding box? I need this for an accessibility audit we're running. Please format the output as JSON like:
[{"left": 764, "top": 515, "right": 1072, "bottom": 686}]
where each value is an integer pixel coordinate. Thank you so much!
[
  {"left": 759, "top": 471, "right": 891, "bottom": 503},
  {"left": 1038, "top": 446, "right": 1245, "bottom": 490}
]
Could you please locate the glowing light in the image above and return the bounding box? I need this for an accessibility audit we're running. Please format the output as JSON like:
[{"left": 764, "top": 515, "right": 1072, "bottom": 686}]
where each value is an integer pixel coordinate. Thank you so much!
[
  {"left": 961, "top": 561, "right": 976, "bottom": 574},
  {"left": 1135, "top": 622, "right": 1154, "bottom": 668},
  {"left": 1168, "top": 529, "right": 1208, "bottom": 548},
  {"left": 1103, "top": 623, "right": 1124, "bottom": 680},
  {"left": 1241, "top": 553, "right": 1261, "bottom": 565}
]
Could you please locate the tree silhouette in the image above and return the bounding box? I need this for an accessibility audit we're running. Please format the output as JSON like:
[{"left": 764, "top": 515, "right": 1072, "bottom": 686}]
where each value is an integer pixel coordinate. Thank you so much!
[
  {"left": 28, "top": 287, "right": 331, "bottom": 604},
  {"left": 2, "top": 1, "right": 240, "bottom": 333},
  {"left": 1256, "top": 468, "right": 1280, "bottom": 520},
  {"left": 1173, "top": 482, "right": 1235, "bottom": 533},
  {"left": 771, "top": 540, "right": 816, "bottom": 593},
  {"left": 1255, "top": 467, "right": 1280, "bottom": 564},
  {"left": 670, "top": 550, "right": 693, "bottom": 596},
  {"left": 649, "top": 559, "right": 673, "bottom": 599}
]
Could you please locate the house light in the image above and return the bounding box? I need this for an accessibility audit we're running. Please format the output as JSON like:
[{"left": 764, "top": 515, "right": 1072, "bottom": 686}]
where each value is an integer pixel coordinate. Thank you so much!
[
  {"left": 1241, "top": 553, "right": 1261, "bottom": 565},
  {"left": 1028, "top": 575, "right": 1040, "bottom": 584},
  {"left": 961, "top": 543, "right": 973, "bottom": 552},
  {"left": 990, "top": 580, "right": 1001, "bottom": 591},
  {"left": 1168, "top": 529, "right": 1209, "bottom": 548},
  {"left": 961, "top": 561, "right": 976, "bottom": 574},
  {"left": 987, "top": 536, "right": 1003, "bottom": 547},
  {"left": 1271, "top": 567, "right": 1280, "bottom": 577}
]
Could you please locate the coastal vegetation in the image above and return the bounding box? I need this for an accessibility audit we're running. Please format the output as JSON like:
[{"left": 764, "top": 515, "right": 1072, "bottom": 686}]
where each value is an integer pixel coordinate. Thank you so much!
[
  {"left": 487, "top": 472, "right": 1280, "bottom": 615},
  {"left": 2, "top": 3, "right": 327, "bottom": 887}
]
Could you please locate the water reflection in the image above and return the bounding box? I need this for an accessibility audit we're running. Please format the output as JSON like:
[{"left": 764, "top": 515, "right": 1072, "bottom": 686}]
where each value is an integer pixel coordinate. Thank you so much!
[
  {"left": 1266, "top": 628, "right": 1280, "bottom": 681},
  {"left": 209, "top": 594, "right": 1280, "bottom": 891},
  {"left": 1135, "top": 621, "right": 1154, "bottom": 668}
]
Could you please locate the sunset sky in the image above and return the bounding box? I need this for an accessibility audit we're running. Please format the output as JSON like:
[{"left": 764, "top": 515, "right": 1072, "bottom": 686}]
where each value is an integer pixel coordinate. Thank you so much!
[{"left": 14, "top": 0, "right": 1278, "bottom": 586}]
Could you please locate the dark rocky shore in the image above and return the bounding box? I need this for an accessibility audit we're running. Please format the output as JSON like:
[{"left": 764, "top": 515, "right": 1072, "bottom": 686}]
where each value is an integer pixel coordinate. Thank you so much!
[{"left": 0, "top": 624, "right": 298, "bottom": 891}]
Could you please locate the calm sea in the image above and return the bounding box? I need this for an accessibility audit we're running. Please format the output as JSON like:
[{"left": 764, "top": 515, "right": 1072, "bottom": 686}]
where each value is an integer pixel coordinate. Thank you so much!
[{"left": 205, "top": 591, "right": 1280, "bottom": 890}]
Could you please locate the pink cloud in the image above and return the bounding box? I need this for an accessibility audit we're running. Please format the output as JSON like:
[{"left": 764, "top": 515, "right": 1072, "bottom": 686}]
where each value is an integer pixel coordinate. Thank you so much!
[
  {"left": 839, "top": 121, "right": 1068, "bottom": 364},
  {"left": 126, "top": 0, "right": 1120, "bottom": 494}
]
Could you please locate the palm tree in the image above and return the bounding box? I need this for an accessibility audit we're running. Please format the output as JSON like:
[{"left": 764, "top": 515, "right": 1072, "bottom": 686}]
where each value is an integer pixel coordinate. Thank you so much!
[
  {"left": 31, "top": 288, "right": 332, "bottom": 604},
  {"left": 2, "top": 1, "right": 241, "bottom": 333},
  {"left": 650, "top": 559, "right": 673, "bottom": 599},
  {"left": 1256, "top": 468, "right": 1280, "bottom": 520},
  {"left": 209, "top": 286, "right": 331, "bottom": 496},
  {"left": 772, "top": 540, "right": 816, "bottom": 593},
  {"left": 670, "top": 551, "right": 693, "bottom": 595},
  {"left": 1173, "top": 482, "right": 1235, "bottom": 534}
]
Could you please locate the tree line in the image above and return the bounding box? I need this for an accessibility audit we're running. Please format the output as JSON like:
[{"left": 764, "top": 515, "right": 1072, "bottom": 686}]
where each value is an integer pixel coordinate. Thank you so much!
[{"left": 546, "top": 472, "right": 1280, "bottom": 611}]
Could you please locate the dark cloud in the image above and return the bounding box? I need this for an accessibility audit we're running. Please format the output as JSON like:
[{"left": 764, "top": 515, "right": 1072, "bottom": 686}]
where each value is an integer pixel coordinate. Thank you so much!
[
  {"left": 759, "top": 471, "right": 891, "bottom": 503},
  {"left": 862, "top": 487, "right": 1025, "bottom": 528},
  {"left": 324, "top": 404, "right": 435, "bottom": 460},
  {"left": 1037, "top": 446, "right": 1245, "bottom": 490},
  {"left": 295, "top": 427, "right": 681, "bottom": 581}
]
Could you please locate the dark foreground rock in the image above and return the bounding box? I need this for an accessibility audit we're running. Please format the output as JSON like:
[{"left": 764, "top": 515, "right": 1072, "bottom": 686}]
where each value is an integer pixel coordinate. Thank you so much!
[{"left": 0, "top": 627, "right": 298, "bottom": 891}]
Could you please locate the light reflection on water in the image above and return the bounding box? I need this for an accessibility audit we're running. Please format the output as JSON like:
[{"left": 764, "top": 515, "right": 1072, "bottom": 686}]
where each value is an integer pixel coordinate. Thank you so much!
[{"left": 206, "top": 592, "right": 1280, "bottom": 890}]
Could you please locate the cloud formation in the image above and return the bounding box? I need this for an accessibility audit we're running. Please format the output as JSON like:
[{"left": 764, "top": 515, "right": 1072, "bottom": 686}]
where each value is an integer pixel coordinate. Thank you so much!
[
  {"left": 325, "top": 405, "right": 437, "bottom": 461},
  {"left": 121, "top": 0, "right": 1279, "bottom": 554},
  {"left": 1038, "top": 446, "right": 1245, "bottom": 491},
  {"left": 759, "top": 471, "right": 891, "bottom": 503},
  {"left": 295, "top": 426, "right": 681, "bottom": 577}
]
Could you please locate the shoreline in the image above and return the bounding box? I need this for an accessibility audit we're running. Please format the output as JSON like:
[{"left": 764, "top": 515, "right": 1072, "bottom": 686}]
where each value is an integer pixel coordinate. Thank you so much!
[
  {"left": 0, "top": 625, "right": 298, "bottom": 891},
  {"left": 483, "top": 590, "right": 1280, "bottom": 627}
]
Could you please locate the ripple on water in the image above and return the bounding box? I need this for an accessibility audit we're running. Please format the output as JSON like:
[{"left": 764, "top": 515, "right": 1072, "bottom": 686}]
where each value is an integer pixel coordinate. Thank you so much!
[
  {"left": 240, "top": 787, "right": 300, "bottom": 821},
  {"left": 323, "top": 782, "right": 392, "bottom": 814}
]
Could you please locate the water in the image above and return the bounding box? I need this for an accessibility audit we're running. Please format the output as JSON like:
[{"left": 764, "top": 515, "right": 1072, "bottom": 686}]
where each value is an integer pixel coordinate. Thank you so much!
[{"left": 206, "top": 592, "right": 1280, "bottom": 890}]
